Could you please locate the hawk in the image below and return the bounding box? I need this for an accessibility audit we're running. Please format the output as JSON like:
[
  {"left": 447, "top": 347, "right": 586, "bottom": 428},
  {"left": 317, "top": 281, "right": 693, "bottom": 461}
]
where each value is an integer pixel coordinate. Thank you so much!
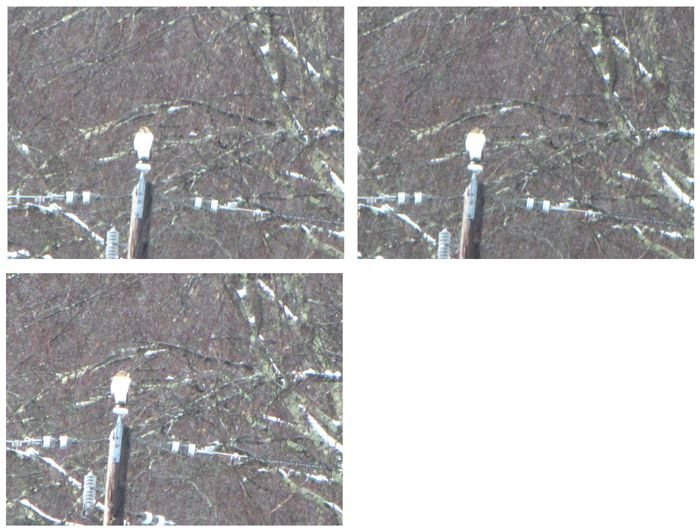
[
  {"left": 133, "top": 126, "right": 154, "bottom": 162},
  {"left": 465, "top": 128, "right": 486, "bottom": 163},
  {"left": 110, "top": 370, "right": 132, "bottom": 405}
]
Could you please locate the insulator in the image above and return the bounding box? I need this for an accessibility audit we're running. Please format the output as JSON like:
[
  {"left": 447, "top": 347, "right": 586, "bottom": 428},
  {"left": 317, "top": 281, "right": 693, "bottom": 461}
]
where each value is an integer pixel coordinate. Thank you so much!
[
  {"left": 59, "top": 435, "right": 69, "bottom": 449},
  {"left": 397, "top": 192, "right": 407, "bottom": 205},
  {"left": 467, "top": 162, "right": 483, "bottom": 174},
  {"left": 210, "top": 199, "right": 219, "bottom": 213},
  {"left": 42, "top": 436, "right": 53, "bottom": 448},
  {"left": 193, "top": 197, "right": 203, "bottom": 210},
  {"left": 187, "top": 443, "right": 196, "bottom": 457},
  {"left": 82, "top": 191, "right": 92, "bottom": 204},
  {"left": 170, "top": 441, "right": 180, "bottom": 454},
  {"left": 525, "top": 197, "right": 535, "bottom": 210},
  {"left": 66, "top": 191, "right": 75, "bottom": 205},
  {"left": 136, "top": 162, "right": 152, "bottom": 174},
  {"left": 141, "top": 511, "right": 154, "bottom": 525},
  {"left": 414, "top": 192, "right": 423, "bottom": 205},
  {"left": 105, "top": 227, "right": 119, "bottom": 259},
  {"left": 82, "top": 471, "right": 97, "bottom": 514},
  {"left": 541, "top": 200, "right": 550, "bottom": 213},
  {"left": 437, "top": 228, "right": 451, "bottom": 259}
]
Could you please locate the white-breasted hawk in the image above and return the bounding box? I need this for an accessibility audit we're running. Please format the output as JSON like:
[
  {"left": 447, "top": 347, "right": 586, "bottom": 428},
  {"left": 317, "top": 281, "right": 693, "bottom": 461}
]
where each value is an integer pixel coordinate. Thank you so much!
[
  {"left": 465, "top": 128, "right": 486, "bottom": 163},
  {"left": 134, "top": 127, "right": 154, "bottom": 162}
]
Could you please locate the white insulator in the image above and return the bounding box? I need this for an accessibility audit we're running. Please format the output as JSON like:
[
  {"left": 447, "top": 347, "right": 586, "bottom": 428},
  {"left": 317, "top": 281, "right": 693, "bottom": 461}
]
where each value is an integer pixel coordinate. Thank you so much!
[
  {"left": 59, "top": 435, "right": 69, "bottom": 449},
  {"left": 171, "top": 441, "right": 180, "bottom": 454},
  {"left": 414, "top": 192, "right": 423, "bottom": 205},
  {"left": 82, "top": 471, "right": 97, "bottom": 514},
  {"left": 541, "top": 200, "right": 550, "bottom": 213},
  {"left": 82, "top": 191, "right": 92, "bottom": 204},
  {"left": 397, "top": 192, "right": 407, "bottom": 205},
  {"left": 42, "top": 436, "right": 52, "bottom": 448},
  {"left": 210, "top": 199, "right": 219, "bottom": 213},
  {"left": 526, "top": 197, "right": 535, "bottom": 210},
  {"left": 187, "top": 443, "right": 196, "bottom": 457},
  {"left": 66, "top": 191, "right": 75, "bottom": 204},
  {"left": 194, "top": 197, "right": 203, "bottom": 210},
  {"left": 105, "top": 227, "right": 119, "bottom": 259},
  {"left": 437, "top": 228, "right": 451, "bottom": 259},
  {"left": 467, "top": 162, "right": 483, "bottom": 173},
  {"left": 136, "top": 162, "right": 152, "bottom": 173},
  {"left": 142, "top": 511, "right": 154, "bottom": 525}
]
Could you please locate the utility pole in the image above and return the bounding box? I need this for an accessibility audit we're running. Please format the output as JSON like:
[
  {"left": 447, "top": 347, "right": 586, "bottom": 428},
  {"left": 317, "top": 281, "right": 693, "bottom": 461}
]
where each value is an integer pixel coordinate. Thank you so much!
[
  {"left": 460, "top": 129, "right": 486, "bottom": 259},
  {"left": 104, "top": 372, "right": 132, "bottom": 525},
  {"left": 127, "top": 170, "right": 153, "bottom": 258},
  {"left": 128, "top": 128, "right": 155, "bottom": 258},
  {"left": 103, "top": 417, "right": 131, "bottom": 525},
  {"left": 459, "top": 171, "right": 484, "bottom": 258}
]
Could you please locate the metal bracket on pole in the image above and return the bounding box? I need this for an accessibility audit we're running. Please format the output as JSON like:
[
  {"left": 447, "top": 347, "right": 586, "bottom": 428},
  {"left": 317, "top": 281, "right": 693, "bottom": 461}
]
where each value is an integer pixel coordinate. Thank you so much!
[
  {"left": 466, "top": 173, "right": 479, "bottom": 220},
  {"left": 113, "top": 415, "right": 123, "bottom": 463},
  {"left": 136, "top": 173, "right": 146, "bottom": 219}
]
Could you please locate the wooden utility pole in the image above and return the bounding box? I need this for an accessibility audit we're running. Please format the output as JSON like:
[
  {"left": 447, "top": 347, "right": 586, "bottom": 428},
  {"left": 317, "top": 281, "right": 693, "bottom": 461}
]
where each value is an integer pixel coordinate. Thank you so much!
[
  {"left": 127, "top": 175, "right": 153, "bottom": 258},
  {"left": 459, "top": 173, "right": 484, "bottom": 259},
  {"left": 103, "top": 416, "right": 131, "bottom": 525}
]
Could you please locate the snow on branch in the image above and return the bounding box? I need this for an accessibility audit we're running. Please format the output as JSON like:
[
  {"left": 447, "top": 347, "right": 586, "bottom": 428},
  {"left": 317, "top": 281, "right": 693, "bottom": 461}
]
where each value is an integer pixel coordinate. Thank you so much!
[
  {"left": 274, "top": 469, "right": 343, "bottom": 517},
  {"left": 7, "top": 447, "right": 82, "bottom": 490},
  {"left": 17, "top": 498, "right": 81, "bottom": 525},
  {"left": 299, "top": 405, "right": 343, "bottom": 455},
  {"left": 611, "top": 36, "right": 653, "bottom": 82},
  {"left": 9, "top": 202, "right": 105, "bottom": 245},
  {"left": 647, "top": 126, "right": 694, "bottom": 139},
  {"left": 280, "top": 35, "right": 322, "bottom": 80},
  {"left": 322, "top": 160, "right": 345, "bottom": 195},
  {"left": 257, "top": 466, "right": 334, "bottom": 485},
  {"left": 655, "top": 162, "right": 694, "bottom": 209},
  {"left": 360, "top": 203, "right": 437, "bottom": 246},
  {"left": 256, "top": 278, "right": 299, "bottom": 324},
  {"left": 310, "top": 125, "right": 343, "bottom": 141},
  {"left": 291, "top": 368, "right": 342, "bottom": 383}
]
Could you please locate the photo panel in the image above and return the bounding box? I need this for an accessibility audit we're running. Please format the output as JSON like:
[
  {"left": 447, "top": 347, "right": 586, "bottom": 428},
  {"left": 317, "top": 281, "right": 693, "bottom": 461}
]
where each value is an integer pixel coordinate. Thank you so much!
[
  {"left": 6, "top": 273, "right": 342, "bottom": 525},
  {"left": 8, "top": 7, "right": 344, "bottom": 259},
  {"left": 358, "top": 7, "right": 693, "bottom": 258}
]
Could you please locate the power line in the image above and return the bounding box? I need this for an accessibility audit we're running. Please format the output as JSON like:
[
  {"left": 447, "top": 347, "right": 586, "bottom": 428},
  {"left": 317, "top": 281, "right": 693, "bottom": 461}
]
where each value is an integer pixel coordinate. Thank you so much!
[{"left": 7, "top": 191, "right": 343, "bottom": 228}]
